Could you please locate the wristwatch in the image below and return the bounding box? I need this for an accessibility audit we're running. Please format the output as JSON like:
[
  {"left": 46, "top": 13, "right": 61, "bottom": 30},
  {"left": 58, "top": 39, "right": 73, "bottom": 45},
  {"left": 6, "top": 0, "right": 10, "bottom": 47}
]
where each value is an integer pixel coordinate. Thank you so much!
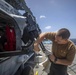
[{"left": 54, "top": 57, "right": 58, "bottom": 63}]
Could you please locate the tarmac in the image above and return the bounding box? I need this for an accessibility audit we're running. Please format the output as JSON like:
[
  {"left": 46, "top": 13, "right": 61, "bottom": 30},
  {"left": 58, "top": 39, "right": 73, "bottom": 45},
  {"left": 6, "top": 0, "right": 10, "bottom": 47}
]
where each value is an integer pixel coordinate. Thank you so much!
[{"left": 34, "top": 44, "right": 76, "bottom": 75}]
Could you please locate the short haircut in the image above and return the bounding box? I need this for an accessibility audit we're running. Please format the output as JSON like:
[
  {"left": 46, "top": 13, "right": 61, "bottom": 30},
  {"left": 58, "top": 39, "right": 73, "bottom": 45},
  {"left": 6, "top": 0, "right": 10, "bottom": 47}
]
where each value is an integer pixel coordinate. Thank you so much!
[{"left": 57, "top": 28, "right": 70, "bottom": 39}]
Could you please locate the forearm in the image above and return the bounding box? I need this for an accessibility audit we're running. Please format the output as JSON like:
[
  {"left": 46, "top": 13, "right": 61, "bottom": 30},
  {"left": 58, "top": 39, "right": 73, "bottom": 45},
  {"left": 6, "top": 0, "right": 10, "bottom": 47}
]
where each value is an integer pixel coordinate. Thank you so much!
[
  {"left": 34, "top": 33, "right": 46, "bottom": 51},
  {"left": 49, "top": 54, "right": 73, "bottom": 66},
  {"left": 56, "top": 59, "right": 72, "bottom": 66},
  {"left": 35, "top": 33, "right": 46, "bottom": 44}
]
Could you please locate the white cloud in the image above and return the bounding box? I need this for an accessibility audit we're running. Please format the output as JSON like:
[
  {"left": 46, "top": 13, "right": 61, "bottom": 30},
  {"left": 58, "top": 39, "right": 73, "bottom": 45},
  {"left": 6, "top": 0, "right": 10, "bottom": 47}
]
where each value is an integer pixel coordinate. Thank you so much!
[
  {"left": 45, "top": 26, "right": 51, "bottom": 29},
  {"left": 40, "top": 15, "right": 46, "bottom": 19}
]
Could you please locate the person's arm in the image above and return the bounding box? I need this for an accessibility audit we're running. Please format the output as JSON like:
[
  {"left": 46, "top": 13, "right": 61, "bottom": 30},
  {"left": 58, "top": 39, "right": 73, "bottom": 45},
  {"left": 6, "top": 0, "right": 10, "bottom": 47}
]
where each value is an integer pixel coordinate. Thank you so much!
[
  {"left": 49, "top": 54, "right": 74, "bottom": 66},
  {"left": 56, "top": 59, "right": 73, "bottom": 65},
  {"left": 34, "top": 33, "right": 46, "bottom": 51},
  {"left": 49, "top": 45, "right": 76, "bottom": 66},
  {"left": 34, "top": 32, "right": 56, "bottom": 51}
]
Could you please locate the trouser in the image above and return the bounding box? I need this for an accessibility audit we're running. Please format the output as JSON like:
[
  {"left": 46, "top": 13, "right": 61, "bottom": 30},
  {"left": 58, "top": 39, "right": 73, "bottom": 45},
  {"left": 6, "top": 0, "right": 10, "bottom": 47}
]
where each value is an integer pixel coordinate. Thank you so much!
[{"left": 48, "top": 62, "right": 68, "bottom": 75}]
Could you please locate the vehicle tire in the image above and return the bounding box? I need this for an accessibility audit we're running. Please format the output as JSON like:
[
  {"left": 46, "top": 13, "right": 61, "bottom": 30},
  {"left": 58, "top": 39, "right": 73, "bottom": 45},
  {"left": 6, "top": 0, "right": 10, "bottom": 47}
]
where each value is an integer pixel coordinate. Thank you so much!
[{"left": 21, "top": 65, "right": 34, "bottom": 75}]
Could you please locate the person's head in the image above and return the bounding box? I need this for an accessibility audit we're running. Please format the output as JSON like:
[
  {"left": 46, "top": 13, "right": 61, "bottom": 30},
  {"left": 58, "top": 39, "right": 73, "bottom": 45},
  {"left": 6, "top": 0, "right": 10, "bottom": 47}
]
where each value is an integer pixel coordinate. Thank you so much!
[{"left": 55, "top": 28, "right": 70, "bottom": 44}]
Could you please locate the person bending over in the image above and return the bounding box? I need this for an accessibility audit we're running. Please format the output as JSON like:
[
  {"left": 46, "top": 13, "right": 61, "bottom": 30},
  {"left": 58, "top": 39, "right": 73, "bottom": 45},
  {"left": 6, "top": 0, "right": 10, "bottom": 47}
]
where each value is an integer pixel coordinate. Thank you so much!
[{"left": 34, "top": 28, "right": 76, "bottom": 75}]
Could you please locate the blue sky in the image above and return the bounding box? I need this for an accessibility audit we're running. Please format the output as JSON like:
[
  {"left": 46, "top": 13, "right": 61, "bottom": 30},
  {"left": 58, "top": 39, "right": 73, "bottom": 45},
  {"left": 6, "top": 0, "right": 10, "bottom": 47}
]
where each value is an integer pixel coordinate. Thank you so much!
[{"left": 25, "top": 0, "right": 76, "bottom": 39}]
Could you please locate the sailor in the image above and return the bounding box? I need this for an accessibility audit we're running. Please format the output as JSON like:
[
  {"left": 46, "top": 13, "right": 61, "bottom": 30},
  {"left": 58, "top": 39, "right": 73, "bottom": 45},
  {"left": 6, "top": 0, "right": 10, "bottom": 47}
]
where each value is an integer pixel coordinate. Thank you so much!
[{"left": 34, "top": 28, "right": 76, "bottom": 75}]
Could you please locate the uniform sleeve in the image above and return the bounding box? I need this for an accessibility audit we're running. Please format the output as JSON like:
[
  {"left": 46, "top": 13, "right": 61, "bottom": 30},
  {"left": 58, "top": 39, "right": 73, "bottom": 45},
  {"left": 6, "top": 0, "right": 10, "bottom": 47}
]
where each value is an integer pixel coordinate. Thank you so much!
[
  {"left": 66, "top": 45, "right": 76, "bottom": 62},
  {"left": 44, "top": 32, "right": 56, "bottom": 41}
]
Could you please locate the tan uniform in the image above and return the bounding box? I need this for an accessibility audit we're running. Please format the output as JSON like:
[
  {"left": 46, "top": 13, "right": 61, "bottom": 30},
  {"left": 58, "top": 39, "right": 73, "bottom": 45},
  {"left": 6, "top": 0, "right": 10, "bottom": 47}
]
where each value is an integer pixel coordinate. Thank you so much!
[{"left": 45, "top": 32, "right": 76, "bottom": 62}]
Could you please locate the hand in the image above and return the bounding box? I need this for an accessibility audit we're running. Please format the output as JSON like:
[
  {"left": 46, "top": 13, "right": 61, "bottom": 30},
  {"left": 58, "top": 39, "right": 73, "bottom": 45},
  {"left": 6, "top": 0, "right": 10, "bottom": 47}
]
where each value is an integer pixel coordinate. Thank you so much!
[
  {"left": 34, "top": 43, "right": 40, "bottom": 52},
  {"left": 49, "top": 54, "right": 55, "bottom": 62}
]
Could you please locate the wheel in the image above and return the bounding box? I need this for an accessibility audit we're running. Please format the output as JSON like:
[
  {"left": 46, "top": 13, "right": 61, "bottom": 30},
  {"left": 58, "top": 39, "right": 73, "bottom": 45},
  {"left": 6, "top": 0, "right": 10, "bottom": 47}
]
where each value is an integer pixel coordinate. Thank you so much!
[{"left": 21, "top": 65, "right": 34, "bottom": 75}]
